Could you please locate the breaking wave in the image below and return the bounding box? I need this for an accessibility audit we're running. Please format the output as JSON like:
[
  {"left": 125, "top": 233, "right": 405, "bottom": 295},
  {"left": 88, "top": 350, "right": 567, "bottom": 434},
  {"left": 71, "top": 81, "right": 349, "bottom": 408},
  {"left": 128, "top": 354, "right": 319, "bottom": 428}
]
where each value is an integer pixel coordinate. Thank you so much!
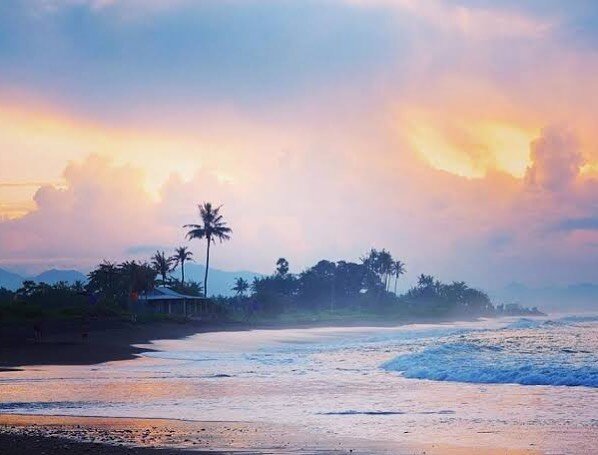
[{"left": 382, "top": 342, "right": 598, "bottom": 388}]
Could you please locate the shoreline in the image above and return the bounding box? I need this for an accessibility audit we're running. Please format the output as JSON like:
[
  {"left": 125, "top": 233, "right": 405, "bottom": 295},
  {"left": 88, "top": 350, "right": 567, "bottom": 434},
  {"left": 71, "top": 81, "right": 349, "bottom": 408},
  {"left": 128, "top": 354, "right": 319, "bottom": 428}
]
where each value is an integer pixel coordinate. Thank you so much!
[
  {"left": 0, "top": 317, "right": 572, "bottom": 455},
  {"left": 0, "top": 319, "right": 247, "bottom": 369},
  {"left": 0, "top": 413, "right": 359, "bottom": 454},
  {"left": 0, "top": 413, "right": 542, "bottom": 455},
  {"left": 0, "top": 433, "right": 220, "bottom": 455},
  {"left": 0, "top": 314, "right": 489, "bottom": 369}
]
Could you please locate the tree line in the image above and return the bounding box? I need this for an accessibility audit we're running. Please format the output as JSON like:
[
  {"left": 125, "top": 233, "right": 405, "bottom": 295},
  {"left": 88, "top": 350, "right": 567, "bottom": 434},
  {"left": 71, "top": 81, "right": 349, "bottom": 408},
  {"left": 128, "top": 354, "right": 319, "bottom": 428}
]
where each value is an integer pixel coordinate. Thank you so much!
[
  {"left": 0, "top": 202, "right": 541, "bottom": 323},
  {"left": 222, "top": 248, "right": 497, "bottom": 319}
]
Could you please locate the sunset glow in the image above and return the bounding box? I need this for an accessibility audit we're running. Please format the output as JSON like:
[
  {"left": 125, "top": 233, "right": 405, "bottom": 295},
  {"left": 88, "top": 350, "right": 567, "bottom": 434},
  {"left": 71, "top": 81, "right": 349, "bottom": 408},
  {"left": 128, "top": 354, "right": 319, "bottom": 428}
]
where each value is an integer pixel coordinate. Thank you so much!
[
  {"left": 0, "top": 4, "right": 596, "bottom": 454},
  {"left": 0, "top": 0, "right": 596, "bottom": 288}
]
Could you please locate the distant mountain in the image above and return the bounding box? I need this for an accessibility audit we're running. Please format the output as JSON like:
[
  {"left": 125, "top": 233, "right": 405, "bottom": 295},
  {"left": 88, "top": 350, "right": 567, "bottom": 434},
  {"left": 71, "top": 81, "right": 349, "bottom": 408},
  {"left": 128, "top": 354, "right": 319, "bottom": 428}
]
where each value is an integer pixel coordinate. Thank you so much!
[
  {"left": 0, "top": 268, "right": 24, "bottom": 291},
  {"left": 494, "top": 282, "right": 598, "bottom": 311},
  {"left": 0, "top": 268, "right": 88, "bottom": 290},
  {"left": 172, "top": 263, "right": 262, "bottom": 297},
  {"left": 0, "top": 264, "right": 260, "bottom": 296},
  {"left": 32, "top": 269, "right": 88, "bottom": 286}
]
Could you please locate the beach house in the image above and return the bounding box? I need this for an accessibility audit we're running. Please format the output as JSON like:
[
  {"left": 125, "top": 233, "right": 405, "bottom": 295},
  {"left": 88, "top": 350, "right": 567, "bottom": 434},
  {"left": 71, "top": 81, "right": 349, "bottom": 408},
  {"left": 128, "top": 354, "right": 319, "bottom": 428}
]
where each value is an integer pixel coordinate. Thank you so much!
[{"left": 136, "top": 286, "right": 211, "bottom": 317}]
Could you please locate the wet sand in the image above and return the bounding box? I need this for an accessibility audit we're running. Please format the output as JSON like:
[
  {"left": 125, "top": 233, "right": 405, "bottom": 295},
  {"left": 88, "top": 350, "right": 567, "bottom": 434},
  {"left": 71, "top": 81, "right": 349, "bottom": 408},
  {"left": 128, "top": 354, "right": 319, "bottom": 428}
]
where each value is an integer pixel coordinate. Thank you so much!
[
  {"left": 0, "top": 318, "right": 405, "bottom": 369},
  {"left": 0, "top": 316, "right": 476, "bottom": 370},
  {"left": 0, "top": 414, "right": 542, "bottom": 455},
  {"left": 0, "top": 433, "right": 219, "bottom": 455},
  {"left": 0, "top": 319, "right": 552, "bottom": 455},
  {"left": 0, "top": 414, "right": 350, "bottom": 454},
  {"left": 0, "top": 320, "right": 248, "bottom": 369}
]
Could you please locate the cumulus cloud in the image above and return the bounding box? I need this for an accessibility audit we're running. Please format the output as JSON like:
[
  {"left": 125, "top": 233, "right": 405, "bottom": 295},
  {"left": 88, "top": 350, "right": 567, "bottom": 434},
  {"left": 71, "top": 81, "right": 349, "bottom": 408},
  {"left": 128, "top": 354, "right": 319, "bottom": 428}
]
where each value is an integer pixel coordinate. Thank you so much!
[
  {"left": 1, "top": 0, "right": 598, "bottom": 287},
  {"left": 1, "top": 137, "right": 597, "bottom": 288},
  {"left": 0, "top": 155, "right": 156, "bottom": 268},
  {"left": 525, "top": 127, "right": 585, "bottom": 191}
]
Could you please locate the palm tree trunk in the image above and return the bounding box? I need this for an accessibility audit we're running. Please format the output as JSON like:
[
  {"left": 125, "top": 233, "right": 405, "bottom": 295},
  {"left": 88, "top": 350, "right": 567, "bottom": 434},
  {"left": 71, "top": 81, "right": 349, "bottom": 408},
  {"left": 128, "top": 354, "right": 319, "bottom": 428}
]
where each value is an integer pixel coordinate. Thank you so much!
[
  {"left": 204, "top": 239, "right": 211, "bottom": 297},
  {"left": 394, "top": 275, "right": 398, "bottom": 295},
  {"left": 181, "top": 260, "right": 185, "bottom": 284}
]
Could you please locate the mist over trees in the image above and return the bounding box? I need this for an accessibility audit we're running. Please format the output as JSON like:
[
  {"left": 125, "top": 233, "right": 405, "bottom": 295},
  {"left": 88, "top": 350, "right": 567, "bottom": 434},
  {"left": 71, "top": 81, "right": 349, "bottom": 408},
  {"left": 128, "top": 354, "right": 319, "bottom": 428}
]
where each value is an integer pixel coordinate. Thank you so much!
[
  {"left": 223, "top": 248, "right": 498, "bottom": 320},
  {"left": 0, "top": 203, "right": 542, "bottom": 325}
]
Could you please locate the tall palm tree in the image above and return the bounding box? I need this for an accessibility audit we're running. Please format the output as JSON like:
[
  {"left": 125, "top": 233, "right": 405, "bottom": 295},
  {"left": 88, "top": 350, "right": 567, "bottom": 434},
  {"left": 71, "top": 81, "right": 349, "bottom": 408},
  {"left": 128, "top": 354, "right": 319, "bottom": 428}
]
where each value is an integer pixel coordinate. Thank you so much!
[
  {"left": 392, "top": 260, "right": 406, "bottom": 295},
  {"left": 377, "top": 249, "right": 394, "bottom": 291},
  {"left": 151, "top": 251, "right": 173, "bottom": 284},
  {"left": 184, "top": 203, "right": 232, "bottom": 297},
  {"left": 171, "top": 246, "right": 193, "bottom": 284},
  {"left": 232, "top": 277, "right": 249, "bottom": 297}
]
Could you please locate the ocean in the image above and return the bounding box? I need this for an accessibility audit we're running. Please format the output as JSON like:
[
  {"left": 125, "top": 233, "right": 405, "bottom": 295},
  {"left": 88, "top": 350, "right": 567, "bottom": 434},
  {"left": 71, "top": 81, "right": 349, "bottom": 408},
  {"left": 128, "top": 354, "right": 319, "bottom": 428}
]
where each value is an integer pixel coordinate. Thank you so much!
[{"left": 1, "top": 314, "right": 597, "bottom": 453}]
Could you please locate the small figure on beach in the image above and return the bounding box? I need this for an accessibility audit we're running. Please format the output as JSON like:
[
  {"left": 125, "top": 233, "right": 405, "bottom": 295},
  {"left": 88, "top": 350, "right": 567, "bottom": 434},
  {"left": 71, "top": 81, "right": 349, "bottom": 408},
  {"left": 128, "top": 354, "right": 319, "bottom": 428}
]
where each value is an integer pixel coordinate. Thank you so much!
[
  {"left": 80, "top": 317, "right": 90, "bottom": 343},
  {"left": 33, "top": 319, "right": 43, "bottom": 343}
]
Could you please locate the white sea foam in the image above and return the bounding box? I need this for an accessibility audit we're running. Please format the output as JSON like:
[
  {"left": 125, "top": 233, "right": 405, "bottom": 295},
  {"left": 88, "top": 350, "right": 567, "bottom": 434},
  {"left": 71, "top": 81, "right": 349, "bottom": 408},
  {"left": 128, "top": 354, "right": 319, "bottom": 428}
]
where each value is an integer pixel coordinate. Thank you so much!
[
  {"left": 2, "top": 314, "right": 597, "bottom": 454},
  {"left": 382, "top": 316, "right": 598, "bottom": 387}
]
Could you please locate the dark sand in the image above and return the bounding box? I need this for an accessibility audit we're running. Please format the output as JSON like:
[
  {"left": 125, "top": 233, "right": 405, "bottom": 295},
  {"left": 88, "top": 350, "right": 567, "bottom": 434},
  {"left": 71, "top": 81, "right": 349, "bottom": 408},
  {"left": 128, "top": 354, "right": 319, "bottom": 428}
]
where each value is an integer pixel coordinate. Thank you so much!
[
  {"left": 0, "top": 315, "right": 471, "bottom": 369},
  {"left": 0, "top": 414, "right": 542, "bottom": 455},
  {"left": 0, "top": 317, "right": 541, "bottom": 455},
  {"left": 0, "top": 433, "right": 221, "bottom": 454},
  {"left": 0, "top": 414, "right": 351, "bottom": 454},
  {"left": 0, "top": 319, "right": 249, "bottom": 369}
]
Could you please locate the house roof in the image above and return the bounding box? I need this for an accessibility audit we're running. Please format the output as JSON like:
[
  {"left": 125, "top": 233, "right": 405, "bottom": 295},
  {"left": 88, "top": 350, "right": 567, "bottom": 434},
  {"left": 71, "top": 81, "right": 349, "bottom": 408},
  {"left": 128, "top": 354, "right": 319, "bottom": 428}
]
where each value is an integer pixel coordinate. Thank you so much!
[{"left": 141, "top": 286, "right": 206, "bottom": 301}]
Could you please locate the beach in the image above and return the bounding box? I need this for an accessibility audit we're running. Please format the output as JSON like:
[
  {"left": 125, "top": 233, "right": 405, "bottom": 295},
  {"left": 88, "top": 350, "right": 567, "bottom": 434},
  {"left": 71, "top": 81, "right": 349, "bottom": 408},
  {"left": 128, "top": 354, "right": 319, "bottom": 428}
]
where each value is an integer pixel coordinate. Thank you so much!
[
  {"left": 0, "top": 319, "right": 250, "bottom": 369},
  {"left": 1, "top": 316, "right": 596, "bottom": 454},
  {"left": 0, "top": 413, "right": 543, "bottom": 455},
  {"left": 0, "top": 414, "right": 329, "bottom": 454},
  {"left": 0, "top": 316, "right": 466, "bottom": 369}
]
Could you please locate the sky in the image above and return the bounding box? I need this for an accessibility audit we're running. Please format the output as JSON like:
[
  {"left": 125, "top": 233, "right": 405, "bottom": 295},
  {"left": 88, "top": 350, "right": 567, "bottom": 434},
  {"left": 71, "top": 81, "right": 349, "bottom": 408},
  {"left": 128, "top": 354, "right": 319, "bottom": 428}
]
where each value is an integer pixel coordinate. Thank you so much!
[{"left": 0, "top": 0, "right": 597, "bottom": 290}]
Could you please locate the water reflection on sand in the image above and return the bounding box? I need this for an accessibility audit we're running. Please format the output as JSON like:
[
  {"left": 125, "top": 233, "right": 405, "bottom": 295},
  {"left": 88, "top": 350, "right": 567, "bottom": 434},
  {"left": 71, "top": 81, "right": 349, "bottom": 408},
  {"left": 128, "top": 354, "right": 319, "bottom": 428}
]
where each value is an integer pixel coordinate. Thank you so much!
[{"left": 1, "top": 317, "right": 596, "bottom": 454}]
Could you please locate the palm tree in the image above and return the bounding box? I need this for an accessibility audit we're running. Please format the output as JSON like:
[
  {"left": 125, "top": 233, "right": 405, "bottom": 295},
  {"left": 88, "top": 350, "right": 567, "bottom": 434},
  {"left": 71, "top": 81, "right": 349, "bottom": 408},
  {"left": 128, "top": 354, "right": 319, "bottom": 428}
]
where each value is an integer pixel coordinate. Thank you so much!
[
  {"left": 232, "top": 277, "right": 249, "bottom": 297},
  {"left": 184, "top": 203, "right": 232, "bottom": 297},
  {"left": 275, "top": 257, "right": 289, "bottom": 277},
  {"left": 377, "top": 249, "right": 394, "bottom": 291},
  {"left": 151, "top": 251, "right": 173, "bottom": 284},
  {"left": 392, "top": 260, "right": 406, "bottom": 295},
  {"left": 171, "top": 246, "right": 193, "bottom": 284},
  {"left": 417, "top": 274, "right": 435, "bottom": 289}
]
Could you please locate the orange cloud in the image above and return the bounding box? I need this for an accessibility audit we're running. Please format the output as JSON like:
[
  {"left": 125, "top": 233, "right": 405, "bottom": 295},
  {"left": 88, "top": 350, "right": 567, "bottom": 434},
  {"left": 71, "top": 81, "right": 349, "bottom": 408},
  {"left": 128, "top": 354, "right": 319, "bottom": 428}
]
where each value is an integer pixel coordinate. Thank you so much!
[
  {"left": 404, "top": 114, "right": 536, "bottom": 178},
  {"left": 1, "top": 121, "right": 596, "bottom": 288},
  {"left": 525, "top": 127, "right": 585, "bottom": 191},
  {"left": 0, "top": 97, "right": 306, "bottom": 219}
]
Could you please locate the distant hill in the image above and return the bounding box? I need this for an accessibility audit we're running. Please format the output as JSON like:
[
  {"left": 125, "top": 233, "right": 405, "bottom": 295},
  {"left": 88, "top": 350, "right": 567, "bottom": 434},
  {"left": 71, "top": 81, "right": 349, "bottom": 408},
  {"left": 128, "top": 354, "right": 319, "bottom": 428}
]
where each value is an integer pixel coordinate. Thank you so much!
[
  {"left": 172, "top": 263, "right": 262, "bottom": 297},
  {"left": 0, "top": 268, "right": 88, "bottom": 290},
  {"left": 0, "top": 268, "right": 24, "bottom": 291},
  {"left": 0, "top": 264, "right": 260, "bottom": 296},
  {"left": 32, "top": 269, "right": 88, "bottom": 286}
]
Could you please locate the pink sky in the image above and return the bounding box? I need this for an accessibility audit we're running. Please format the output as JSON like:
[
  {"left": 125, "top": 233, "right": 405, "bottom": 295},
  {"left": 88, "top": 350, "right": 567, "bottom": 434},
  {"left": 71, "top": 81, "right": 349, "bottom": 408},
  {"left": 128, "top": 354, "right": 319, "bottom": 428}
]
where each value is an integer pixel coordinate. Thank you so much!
[{"left": 0, "top": 0, "right": 596, "bottom": 289}]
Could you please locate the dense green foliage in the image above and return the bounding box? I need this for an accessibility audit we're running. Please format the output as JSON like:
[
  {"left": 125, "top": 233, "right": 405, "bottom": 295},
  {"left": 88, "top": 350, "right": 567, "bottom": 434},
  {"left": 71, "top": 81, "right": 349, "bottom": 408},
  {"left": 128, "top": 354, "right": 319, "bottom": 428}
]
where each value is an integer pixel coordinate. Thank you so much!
[
  {"left": 87, "top": 261, "right": 157, "bottom": 307},
  {"left": 0, "top": 281, "right": 121, "bottom": 323},
  {"left": 220, "top": 249, "right": 506, "bottom": 321},
  {"left": 0, "top": 256, "right": 203, "bottom": 323},
  {"left": 1, "top": 203, "right": 542, "bottom": 325}
]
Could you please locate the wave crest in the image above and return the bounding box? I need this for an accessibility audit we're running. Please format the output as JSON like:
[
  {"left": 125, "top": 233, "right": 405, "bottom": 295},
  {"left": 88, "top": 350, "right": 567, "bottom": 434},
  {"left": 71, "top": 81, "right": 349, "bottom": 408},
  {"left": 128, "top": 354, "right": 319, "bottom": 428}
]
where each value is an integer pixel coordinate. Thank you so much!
[{"left": 382, "top": 342, "right": 598, "bottom": 388}]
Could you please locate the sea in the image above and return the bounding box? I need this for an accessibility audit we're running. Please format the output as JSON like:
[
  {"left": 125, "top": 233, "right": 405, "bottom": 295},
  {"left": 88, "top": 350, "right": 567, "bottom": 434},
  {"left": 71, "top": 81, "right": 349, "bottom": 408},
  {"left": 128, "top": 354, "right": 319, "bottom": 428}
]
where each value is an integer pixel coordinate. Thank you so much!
[{"left": 1, "top": 314, "right": 597, "bottom": 453}]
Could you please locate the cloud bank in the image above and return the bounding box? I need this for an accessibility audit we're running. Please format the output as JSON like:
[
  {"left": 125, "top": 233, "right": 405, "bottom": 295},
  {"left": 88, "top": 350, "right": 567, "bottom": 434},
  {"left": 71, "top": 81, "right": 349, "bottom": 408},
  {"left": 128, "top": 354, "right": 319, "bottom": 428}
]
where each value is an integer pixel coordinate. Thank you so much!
[
  {"left": 0, "top": 0, "right": 597, "bottom": 289},
  {"left": 1, "top": 124, "right": 596, "bottom": 289}
]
